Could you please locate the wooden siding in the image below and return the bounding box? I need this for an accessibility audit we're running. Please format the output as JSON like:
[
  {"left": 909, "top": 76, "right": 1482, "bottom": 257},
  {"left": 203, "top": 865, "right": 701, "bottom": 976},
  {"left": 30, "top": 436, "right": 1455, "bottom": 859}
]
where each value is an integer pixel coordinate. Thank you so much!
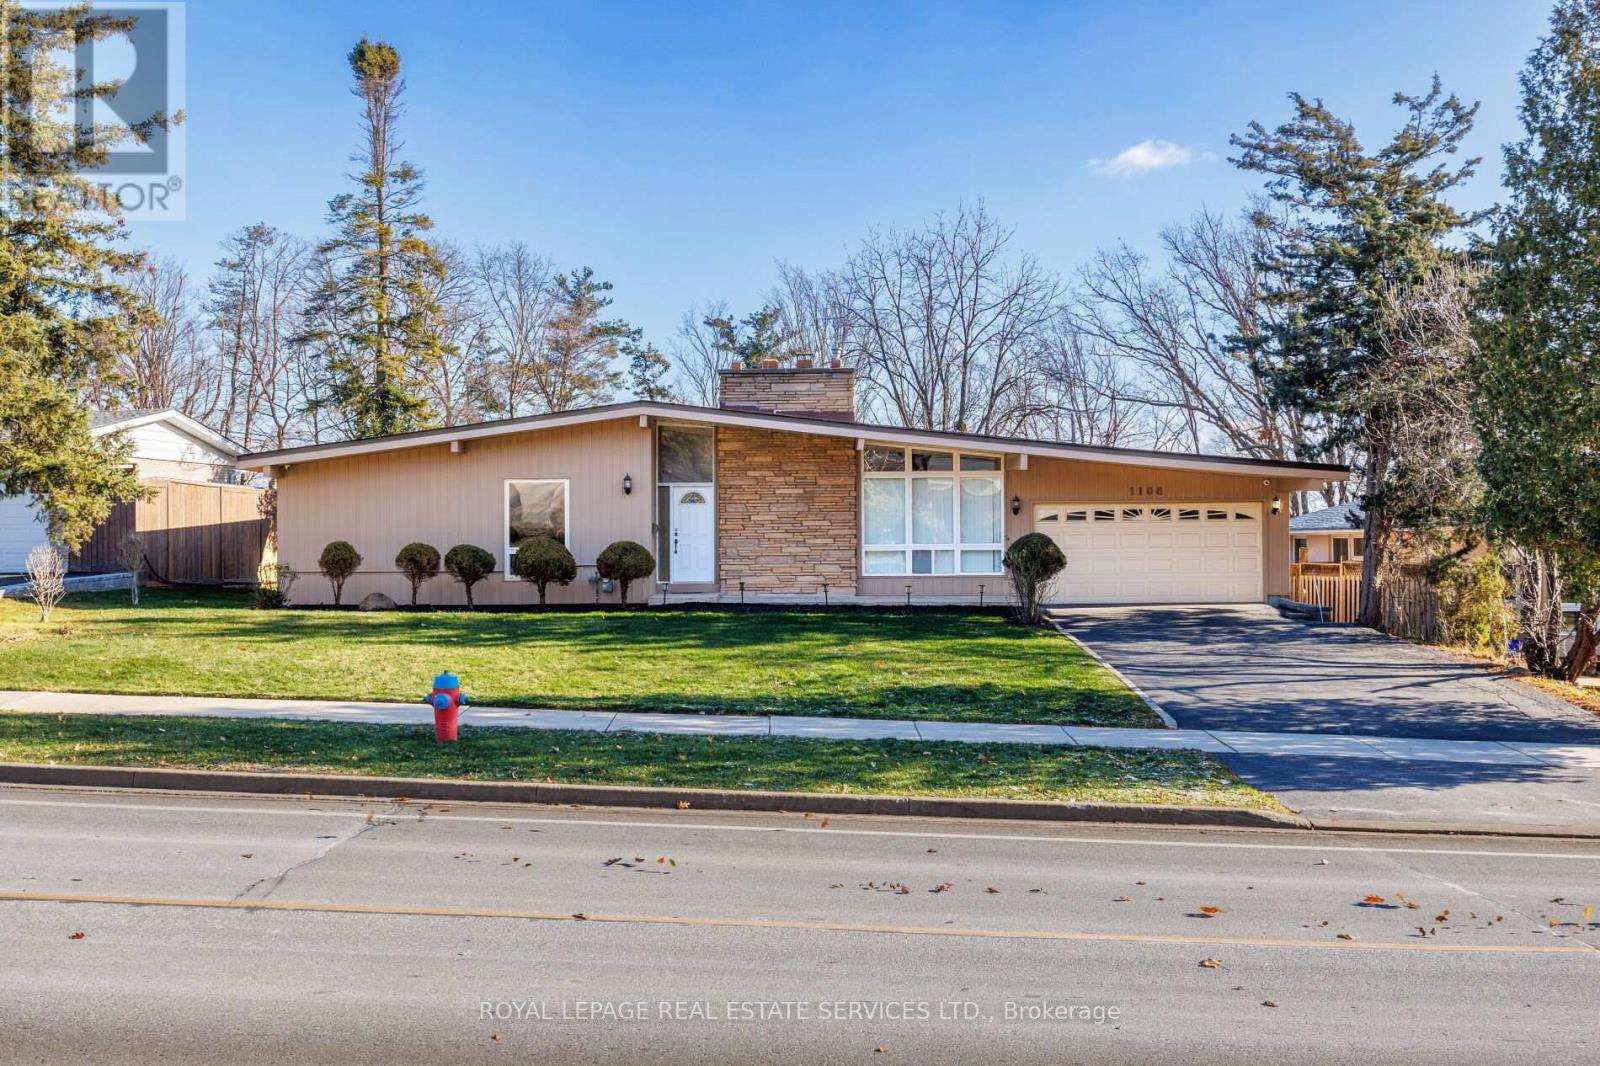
[
  {"left": 276, "top": 418, "right": 654, "bottom": 606},
  {"left": 858, "top": 453, "right": 1292, "bottom": 601},
  {"left": 72, "top": 479, "right": 270, "bottom": 584}
]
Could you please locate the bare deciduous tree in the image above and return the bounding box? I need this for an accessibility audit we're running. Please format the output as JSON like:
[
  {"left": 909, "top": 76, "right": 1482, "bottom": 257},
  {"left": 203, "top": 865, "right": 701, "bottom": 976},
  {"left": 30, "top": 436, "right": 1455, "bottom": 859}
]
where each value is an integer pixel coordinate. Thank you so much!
[
  {"left": 418, "top": 243, "right": 496, "bottom": 425},
  {"left": 118, "top": 533, "right": 145, "bottom": 606},
  {"left": 24, "top": 545, "right": 67, "bottom": 622},
  {"left": 836, "top": 204, "right": 1060, "bottom": 434},
  {"left": 115, "top": 259, "right": 222, "bottom": 421},
  {"left": 670, "top": 299, "right": 732, "bottom": 407},
  {"left": 472, "top": 243, "right": 558, "bottom": 418}
]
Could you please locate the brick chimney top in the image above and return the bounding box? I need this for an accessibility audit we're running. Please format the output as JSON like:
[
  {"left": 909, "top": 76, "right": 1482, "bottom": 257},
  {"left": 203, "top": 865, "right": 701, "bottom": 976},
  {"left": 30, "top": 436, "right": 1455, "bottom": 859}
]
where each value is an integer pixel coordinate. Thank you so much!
[{"left": 717, "top": 362, "right": 856, "bottom": 421}]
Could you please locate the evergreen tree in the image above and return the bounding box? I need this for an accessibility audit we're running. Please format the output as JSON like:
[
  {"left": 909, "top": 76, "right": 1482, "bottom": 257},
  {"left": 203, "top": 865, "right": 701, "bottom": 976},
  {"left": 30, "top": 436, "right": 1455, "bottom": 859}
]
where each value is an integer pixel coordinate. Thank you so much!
[
  {"left": 301, "top": 38, "right": 449, "bottom": 438},
  {"left": 704, "top": 306, "right": 795, "bottom": 367},
  {"left": 1231, "top": 79, "right": 1479, "bottom": 627},
  {"left": 624, "top": 339, "right": 673, "bottom": 401},
  {"left": 1473, "top": 0, "right": 1600, "bottom": 679},
  {"left": 0, "top": 2, "right": 173, "bottom": 546},
  {"left": 535, "top": 267, "right": 629, "bottom": 411}
]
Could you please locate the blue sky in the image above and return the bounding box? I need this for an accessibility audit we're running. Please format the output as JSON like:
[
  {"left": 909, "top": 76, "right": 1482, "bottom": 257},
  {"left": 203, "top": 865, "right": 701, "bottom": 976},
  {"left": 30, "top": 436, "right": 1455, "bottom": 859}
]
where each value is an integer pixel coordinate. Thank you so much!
[{"left": 135, "top": 0, "right": 1552, "bottom": 345}]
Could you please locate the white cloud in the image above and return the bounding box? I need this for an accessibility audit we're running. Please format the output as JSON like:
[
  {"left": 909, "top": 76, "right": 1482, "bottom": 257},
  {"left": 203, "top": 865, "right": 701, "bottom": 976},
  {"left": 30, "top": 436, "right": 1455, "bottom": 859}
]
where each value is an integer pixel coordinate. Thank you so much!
[{"left": 1089, "top": 139, "right": 1214, "bottom": 178}]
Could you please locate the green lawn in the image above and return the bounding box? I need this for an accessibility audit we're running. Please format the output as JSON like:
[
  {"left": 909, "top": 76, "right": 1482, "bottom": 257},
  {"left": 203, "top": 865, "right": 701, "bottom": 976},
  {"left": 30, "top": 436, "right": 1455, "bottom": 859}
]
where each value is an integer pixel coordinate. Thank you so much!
[
  {"left": 0, "top": 713, "right": 1273, "bottom": 808},
  {"left": 0, "top": 588, "right": 1156, "bottom": 726}
]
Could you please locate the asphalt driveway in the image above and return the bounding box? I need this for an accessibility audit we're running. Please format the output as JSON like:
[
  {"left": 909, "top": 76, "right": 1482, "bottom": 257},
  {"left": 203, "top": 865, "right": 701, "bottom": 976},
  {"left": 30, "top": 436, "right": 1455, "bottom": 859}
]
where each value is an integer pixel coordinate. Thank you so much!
[{"left": 1053, "top": 605, "right": 1600, "bottom": 744}]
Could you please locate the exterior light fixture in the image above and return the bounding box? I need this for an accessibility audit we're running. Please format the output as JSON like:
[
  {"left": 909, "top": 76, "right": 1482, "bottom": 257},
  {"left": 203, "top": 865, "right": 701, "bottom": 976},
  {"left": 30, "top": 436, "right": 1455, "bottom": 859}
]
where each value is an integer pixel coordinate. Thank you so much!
[
  {"left": 1010, "top": 495, "right": 1022, "bottom": 516},
  {"left": 1271, "top": 495, "right": 1282, "bottom": 515},
  {"left": 623, "top": 474, "right": 633, "bottom": 495}
]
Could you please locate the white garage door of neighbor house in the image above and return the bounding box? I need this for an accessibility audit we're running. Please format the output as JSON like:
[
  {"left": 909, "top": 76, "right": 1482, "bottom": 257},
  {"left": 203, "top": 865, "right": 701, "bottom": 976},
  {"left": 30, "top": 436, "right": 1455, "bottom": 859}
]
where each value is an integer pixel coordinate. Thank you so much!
[
  {"left": 0, "top": 493, "right": 50, "bottom": 572},
  {"left": 1034, "top": 502, "right": 1263, "bottom": 604}
]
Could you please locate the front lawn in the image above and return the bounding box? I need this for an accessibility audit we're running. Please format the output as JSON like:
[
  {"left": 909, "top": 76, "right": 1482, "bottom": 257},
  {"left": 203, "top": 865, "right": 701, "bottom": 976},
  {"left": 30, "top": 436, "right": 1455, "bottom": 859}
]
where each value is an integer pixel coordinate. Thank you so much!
[
  {"left": 0, "top": 588, "right": 1156, "bottom": 726},
  {"left": 0, "top": 713, "right": 1271, "bottom": 808}
]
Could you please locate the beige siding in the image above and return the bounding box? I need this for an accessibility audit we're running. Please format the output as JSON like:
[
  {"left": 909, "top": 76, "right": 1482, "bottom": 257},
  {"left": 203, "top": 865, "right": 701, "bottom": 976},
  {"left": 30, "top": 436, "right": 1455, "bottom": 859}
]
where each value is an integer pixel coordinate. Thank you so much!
[
  {"left": 278, "top": 418, "right": 654, "bottom": 605},
  {"left": 859, "top": 453, "right": 1292, "bottom": 601}
]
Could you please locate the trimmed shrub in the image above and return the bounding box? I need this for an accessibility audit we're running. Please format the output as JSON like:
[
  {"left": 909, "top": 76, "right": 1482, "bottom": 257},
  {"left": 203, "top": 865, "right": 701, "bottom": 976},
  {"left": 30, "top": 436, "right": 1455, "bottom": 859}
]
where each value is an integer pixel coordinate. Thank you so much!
[
  {"left": 511, "top": 536, "right": 577, "bottom": 605},
  {"left": 318, "top": 541, "right": 362, "bottom": 606},
  {"left": 394, "top": 542, "right": 442, "bottom": 606},
  {"left": 1004, "top": 532, "right": 1067, "bottom": 625},
  {"left": 444, "top": 544, "right": 496, "bottom": 608},
  {"left": 595, "top": 540, "right": 655, "bottom": 606}
]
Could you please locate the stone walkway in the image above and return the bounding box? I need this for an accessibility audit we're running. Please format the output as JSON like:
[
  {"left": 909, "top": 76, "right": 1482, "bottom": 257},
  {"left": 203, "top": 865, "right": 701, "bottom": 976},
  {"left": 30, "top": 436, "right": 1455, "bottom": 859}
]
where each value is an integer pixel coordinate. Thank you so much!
[{"left": 3, "top": 690, "right": 1598, "bottom": 771}]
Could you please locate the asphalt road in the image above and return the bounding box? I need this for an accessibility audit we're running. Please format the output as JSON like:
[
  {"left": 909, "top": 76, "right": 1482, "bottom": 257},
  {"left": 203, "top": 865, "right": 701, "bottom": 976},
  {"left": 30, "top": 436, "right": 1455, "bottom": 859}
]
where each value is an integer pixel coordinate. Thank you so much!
[{"left": 2, "top": 786, "right": 1598, "bottom": 1065}]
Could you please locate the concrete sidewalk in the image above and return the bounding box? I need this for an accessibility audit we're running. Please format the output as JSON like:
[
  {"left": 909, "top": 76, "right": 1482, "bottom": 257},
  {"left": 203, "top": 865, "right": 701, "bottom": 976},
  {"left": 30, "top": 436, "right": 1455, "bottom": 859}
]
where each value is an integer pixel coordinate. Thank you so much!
[{"left": 4, "top": 689, "right": 1599, "bottom": 771}]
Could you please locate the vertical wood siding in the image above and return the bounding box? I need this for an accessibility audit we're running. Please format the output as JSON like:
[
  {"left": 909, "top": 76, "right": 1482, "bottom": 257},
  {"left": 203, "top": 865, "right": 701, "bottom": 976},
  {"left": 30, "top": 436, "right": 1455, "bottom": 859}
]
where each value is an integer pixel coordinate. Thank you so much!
[{"left": 277, "top": 419, "right": 654, "bottom": 605}]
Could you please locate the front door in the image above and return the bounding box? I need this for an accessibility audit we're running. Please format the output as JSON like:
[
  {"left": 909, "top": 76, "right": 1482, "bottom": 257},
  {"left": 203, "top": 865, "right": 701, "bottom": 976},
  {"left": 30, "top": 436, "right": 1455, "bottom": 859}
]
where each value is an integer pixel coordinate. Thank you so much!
[{"left": 670, "top": 486, "right": 715, "bottom": 583}]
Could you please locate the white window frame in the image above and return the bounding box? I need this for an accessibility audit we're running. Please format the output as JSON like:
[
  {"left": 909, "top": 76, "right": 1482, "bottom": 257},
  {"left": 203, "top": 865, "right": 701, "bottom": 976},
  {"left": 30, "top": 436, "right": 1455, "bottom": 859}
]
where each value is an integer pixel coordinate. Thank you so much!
[
  {"left": 503, "top": 478, "right": 571, "bottom": 580},
  {"left": 860, "top": 445, "right": 1005, "bottom": 577}
]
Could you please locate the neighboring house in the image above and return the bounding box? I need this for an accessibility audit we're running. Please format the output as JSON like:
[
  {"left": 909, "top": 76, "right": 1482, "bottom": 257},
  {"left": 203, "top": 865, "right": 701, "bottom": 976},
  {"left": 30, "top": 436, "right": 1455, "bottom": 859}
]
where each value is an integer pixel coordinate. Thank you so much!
[
  {"left": 238, "top": 364, "right": 1349, "bottom": 606},
  {"left": 1290, "top": 501, "right": 1366, "bottom": 565},
  {"left": 0, "top": 409, "right": 245, "bottom": 572}
]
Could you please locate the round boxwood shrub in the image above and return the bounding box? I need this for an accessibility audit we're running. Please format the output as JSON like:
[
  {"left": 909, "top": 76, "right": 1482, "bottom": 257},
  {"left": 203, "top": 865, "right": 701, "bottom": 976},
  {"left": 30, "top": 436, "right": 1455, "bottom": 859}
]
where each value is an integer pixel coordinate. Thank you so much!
[
  {"left": 318, "top": 540, "right": 363, "bottom": 606},
  {"left": 1004, "top": 532, "right": 1067, "bottom": 624},
  {"left": 511, "top": 536, "right": 577, "bottom": 605},
  {"left": 444, "top": 544, "right": 496, "bottom": 609},
  {"left": 394, "top": 542, "right": 441, "bottom": 606},
  {"left": 595, "top": 540, "right": 655, "bottom": 606}
]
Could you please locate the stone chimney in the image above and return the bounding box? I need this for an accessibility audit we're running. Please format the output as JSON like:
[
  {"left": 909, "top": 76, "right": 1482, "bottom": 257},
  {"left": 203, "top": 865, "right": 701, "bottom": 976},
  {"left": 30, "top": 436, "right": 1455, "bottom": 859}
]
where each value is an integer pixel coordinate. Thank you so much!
[{"left": 717, "top": 359, "right": 856, "bottom": 421}]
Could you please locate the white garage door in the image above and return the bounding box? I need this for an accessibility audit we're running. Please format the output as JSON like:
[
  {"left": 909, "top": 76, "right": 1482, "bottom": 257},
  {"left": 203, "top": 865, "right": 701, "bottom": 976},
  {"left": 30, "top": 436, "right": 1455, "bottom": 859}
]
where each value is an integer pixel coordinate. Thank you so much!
[{"left": 1035, "top": 502, "right": 1263, "bottom": 604}]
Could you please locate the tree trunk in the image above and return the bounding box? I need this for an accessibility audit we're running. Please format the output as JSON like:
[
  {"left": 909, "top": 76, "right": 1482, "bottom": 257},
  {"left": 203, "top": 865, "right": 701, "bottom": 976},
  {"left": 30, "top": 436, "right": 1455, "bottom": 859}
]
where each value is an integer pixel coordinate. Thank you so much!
[
  {"left": 1563, "top": 604, "right": 1598, "bottom": 683},
  {"left": 1516, "top": 548, "right": 1566, "bottom": 677},
  {"left": 1356, "top": 504, "right": 1391, "bottom": 631}
]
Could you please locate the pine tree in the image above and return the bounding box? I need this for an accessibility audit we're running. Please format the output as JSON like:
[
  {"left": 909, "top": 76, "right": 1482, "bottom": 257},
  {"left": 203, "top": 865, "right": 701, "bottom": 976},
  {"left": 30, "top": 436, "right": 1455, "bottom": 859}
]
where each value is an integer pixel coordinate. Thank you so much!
[
  {"left": 0, "top": 2, "right": 172, "bottom": 546},
  {"left": 301, "top": 38, "right": 449, "bottom": 438},
  {"left": 704, "top": 306, "right": 795, "bottom": 367},
  {"left": 1473, "top": 0, "right": 1600, "bottom": 679},
  {"left": 625, "top": 339, "right": 673, "bottom": 401},
  {"left": 534, "top": 267, "right": 629, "bottom": 411},
  {"left": 1231, "top": 79, "right": 1479, "bottom": 627}
]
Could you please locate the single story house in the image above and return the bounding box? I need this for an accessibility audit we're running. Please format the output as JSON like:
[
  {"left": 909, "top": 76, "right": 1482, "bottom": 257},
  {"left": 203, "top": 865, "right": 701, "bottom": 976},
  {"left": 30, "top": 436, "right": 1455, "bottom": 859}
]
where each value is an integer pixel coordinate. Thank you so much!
[
  {"left": 1290, "top": 501, "right": 1366, "bottom": 565},
  {"left": 0, "top": 409, "right": 245, "bottom": 572},
  {"left": 238, "top": 365, "right": 1349, "bottom": 606}
]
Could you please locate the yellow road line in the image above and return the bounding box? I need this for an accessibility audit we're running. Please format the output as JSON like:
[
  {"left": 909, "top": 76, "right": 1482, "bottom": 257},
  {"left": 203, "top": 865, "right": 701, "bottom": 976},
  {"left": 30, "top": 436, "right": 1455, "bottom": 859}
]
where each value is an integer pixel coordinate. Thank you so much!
[{"left": 2, "top": 890, "right": 1593, "bottom": 955}]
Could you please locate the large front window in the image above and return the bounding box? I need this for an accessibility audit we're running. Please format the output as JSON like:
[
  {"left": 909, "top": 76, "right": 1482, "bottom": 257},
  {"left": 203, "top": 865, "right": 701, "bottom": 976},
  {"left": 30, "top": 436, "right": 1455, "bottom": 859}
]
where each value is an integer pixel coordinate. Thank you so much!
[
  {"left": 861, "top": 446, "right": 1003, "bottom": 575},
  {"left": 505, "top": 479, "right": 569, "bottom": 572}
]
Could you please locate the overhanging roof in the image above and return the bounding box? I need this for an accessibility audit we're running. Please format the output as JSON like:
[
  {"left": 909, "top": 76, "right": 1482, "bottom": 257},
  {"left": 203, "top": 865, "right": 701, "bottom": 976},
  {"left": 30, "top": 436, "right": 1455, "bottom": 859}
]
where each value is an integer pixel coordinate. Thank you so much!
[{"left": 239, "top": 401, "right": 1349, "bottom": 482}]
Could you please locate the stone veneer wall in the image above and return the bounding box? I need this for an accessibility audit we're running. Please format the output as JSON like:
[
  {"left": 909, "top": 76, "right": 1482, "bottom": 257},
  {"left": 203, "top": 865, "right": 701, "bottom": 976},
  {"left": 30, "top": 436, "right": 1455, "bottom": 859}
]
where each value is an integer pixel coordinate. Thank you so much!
[
  {"left": 717, "top": 367, "right": 856, "bottom": 417},
  {"left": 715, "top": 427, "right": 858, "bottom": 594}
]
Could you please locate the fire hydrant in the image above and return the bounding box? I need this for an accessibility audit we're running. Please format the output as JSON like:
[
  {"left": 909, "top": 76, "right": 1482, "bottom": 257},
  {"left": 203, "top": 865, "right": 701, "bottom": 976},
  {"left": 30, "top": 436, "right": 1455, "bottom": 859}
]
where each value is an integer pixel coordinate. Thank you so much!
[{"left": 423, "top": 671, "right": 468, "bottom": 743}]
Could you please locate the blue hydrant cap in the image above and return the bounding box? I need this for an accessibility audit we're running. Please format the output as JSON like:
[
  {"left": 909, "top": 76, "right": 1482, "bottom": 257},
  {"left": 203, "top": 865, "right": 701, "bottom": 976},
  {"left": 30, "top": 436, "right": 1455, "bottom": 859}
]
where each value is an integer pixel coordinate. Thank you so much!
[{"left": 433, "top": 672, "right": 459, "bottom": 689}]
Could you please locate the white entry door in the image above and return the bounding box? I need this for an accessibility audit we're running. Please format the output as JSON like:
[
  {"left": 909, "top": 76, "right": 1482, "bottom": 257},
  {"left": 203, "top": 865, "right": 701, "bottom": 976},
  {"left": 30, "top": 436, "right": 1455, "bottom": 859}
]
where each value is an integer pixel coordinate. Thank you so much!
[
  {"left": 1034, "top": 502, "right": 1263, "bottom": 604},
  {"left": 670, "top": 486, "right": 715, "bottom": 583}
]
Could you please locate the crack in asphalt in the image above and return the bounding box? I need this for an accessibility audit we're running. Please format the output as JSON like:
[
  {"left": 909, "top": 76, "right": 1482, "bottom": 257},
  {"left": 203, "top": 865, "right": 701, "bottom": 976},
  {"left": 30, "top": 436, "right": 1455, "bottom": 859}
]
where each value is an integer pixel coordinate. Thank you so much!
[{"left": 232, "top": 805, "right": 401, "bottom": 902}]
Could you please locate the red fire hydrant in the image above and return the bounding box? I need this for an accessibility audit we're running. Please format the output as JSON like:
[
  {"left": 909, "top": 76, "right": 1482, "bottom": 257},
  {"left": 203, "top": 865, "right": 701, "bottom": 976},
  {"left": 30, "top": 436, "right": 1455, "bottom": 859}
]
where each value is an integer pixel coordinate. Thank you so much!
[{"left": 423, "top": 671, "right": 468, "bottom": 743}]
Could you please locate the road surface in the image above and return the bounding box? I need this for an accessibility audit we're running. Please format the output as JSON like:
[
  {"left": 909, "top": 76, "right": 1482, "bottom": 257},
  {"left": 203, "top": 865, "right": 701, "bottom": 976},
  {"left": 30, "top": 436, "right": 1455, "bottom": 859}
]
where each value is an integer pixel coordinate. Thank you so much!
[{"left": 2, "top": 785, "right": 1597, "bottom": 1064}]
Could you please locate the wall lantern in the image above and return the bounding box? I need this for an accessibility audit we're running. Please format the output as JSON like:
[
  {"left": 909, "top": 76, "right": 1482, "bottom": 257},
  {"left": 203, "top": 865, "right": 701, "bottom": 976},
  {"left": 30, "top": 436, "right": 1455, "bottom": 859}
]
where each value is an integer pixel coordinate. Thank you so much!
[
  {"left": 623, "top": 474, "right": 634, "bottom": 496},
  {"left": 1010, "top": 495, "right": 1022, "bottom": 516},
  {"left": 1271, "top": 495, "right": 1282, "bottom": 516}
]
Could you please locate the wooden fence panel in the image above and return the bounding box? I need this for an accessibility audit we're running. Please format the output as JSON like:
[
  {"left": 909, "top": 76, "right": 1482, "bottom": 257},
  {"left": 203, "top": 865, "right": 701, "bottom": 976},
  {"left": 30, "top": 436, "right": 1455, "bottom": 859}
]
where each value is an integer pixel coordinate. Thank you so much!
[
  {"left": 1290, "top": 562, "right": 1363, "bottom": 623},
  {"left": 1289, "top": 562, "right": 1443, "bottom": 640},
  {"left": 70, "top": 478, "right": 268, "bottom": 585}
]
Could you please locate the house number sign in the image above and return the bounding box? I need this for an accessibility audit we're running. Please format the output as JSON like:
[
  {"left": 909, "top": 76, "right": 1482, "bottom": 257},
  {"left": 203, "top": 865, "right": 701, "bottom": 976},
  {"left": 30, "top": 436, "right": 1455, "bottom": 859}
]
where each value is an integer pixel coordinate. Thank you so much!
[{"left": 1128, "top": 486, "right": 1165, "bottom": 497}]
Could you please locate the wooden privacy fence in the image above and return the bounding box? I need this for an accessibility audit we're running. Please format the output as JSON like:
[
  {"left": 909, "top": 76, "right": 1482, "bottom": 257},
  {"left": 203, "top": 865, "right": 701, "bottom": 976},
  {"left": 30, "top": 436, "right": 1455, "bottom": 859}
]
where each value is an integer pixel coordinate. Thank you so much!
[
  {"left": 72, "top": 478, "right": 272, "bottom": 585},
  {"left": 1289, "top": 562, "right": 1363, "bottom": 623},
  {"left": 1289, "top": 561, "right": 1443, "bottom": 639}
]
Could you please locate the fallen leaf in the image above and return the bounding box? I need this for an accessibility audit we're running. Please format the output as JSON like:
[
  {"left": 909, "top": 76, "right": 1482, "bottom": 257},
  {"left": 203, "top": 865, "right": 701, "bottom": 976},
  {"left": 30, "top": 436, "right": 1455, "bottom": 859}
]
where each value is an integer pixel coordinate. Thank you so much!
[
  {"left": 1199, "top": 958, "right": 1223, "bottom": 969},
  {"left": 572, "top": 912, "right": 589, "bottom": 921},
  {"left": 1135, "top": 880, "right": 1147, "bottom": 886},
  {"left": 819, "top": 817, "right": 831, "bottom": 828},
  {"left": 985, "top": 887, "right": 1000, "bottom": 894},
  {"left": 1197, "top": 905, "right": 1223, "bottom": 917},
  {"left": 1113, "top": 896, "right": 1132, "bottom": 903},
  {"left": 1336, "top": 932, "right": 1354, "bottom": 940},
  {"left": 603, "top": 857, "right": 621, "bottom": 866},
  {"left": 1362, "top": 895, "right": 1386, "bottom": 905},
  {"left": 1434, "top": 909, "right": 1451, "bottom": 922},
  {"left": 1261, "top": 1000, "right": 1278, "bottom": 1008},
  {"left": 931, "top": 882, "right": 953, "bottom": 894},
  {"left": 490, "top": 1033, "right": 503, "bottom": 1042},
  {"left": 240, "top": 853, "right": 253, "bottom": 859},
  {"left": 676, "top": 801, "right": 691, "bottom": 810},
  {"left": 67, "top": 931, "right": 85, "bottom": 940}
]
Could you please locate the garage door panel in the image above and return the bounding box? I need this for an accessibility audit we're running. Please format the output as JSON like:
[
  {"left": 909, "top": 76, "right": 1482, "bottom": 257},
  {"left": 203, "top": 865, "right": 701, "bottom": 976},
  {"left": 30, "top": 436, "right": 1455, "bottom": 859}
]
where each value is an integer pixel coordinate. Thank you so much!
[{"left": 1036, "top": 501, "right": 1263, "bottom": 605}]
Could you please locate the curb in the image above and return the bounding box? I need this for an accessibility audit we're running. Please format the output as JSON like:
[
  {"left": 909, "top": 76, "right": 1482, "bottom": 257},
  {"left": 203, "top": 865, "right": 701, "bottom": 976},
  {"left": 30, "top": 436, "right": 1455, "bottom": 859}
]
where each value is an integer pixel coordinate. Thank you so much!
[
  {"left": 1303, "top": 817, "right": 1600, "bottom": 840},
  {"left": 0, "top": 762, "right": 1310, "bottom": 830}
]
